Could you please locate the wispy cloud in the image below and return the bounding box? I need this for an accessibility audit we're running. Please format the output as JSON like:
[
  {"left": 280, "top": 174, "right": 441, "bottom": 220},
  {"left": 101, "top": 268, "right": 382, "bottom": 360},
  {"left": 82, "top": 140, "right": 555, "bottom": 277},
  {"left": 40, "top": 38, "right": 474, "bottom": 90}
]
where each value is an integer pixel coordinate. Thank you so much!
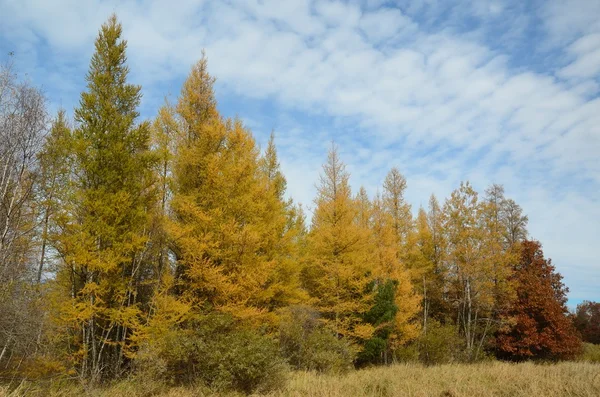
[{"left": 0, "top": 0, "right": 598, "bottom": 303}]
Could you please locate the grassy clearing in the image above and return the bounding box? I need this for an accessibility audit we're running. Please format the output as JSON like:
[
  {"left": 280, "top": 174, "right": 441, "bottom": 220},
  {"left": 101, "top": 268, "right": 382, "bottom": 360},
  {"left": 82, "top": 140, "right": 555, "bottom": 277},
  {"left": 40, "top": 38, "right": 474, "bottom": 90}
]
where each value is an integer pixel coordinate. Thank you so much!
[
  {"left": 275, "top": 361, "right": 600, "bottom": 397},
  {"left": 2, "top": 361, "right": 599, "bottom": 397}
]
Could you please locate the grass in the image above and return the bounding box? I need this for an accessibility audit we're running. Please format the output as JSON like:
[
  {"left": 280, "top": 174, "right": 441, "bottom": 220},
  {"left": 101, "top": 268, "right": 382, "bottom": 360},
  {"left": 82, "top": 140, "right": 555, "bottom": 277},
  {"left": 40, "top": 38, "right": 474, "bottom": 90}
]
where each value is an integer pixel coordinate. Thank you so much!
[
  {"left": 580, "top": 343, "right": 600, "bottom": 363},
  {"left": 275, "top": 361, "right": 600, "bottom": 397},
  {"left": 2, "top": 361, "right": 599, "bottom": 397}
]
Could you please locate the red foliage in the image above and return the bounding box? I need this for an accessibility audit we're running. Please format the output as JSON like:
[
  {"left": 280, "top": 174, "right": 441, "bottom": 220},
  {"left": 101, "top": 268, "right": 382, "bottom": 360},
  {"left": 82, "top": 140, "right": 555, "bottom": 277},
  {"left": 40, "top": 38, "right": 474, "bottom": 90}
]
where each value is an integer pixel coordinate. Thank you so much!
[
  {"left": 496, "top": 240, "right": 582, "bottom": 361},
  {"left": 574, "top": 301, "right": 600, "bottom": 344}
]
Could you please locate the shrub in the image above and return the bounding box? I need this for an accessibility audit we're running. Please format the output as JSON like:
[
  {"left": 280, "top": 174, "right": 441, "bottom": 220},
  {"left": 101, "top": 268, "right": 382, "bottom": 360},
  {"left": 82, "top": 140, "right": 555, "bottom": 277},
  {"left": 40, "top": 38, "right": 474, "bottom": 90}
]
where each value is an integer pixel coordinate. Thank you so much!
[
  {"left": 579, "top": 343, "right": 600, "bottom": 363},
  {"left": 212, "top": 330, "right": 289, "bottom": 394},
  {"left": 134, "top": 313, "right": 287, "bottom": 394},
  {"left": 356, "top": 337, "right": 388, "bottom": 366},
  {"left": 279, "top": 305, "right": 354, "bottom": 373},
  {"left": 416, "top": 320, "right": 463, "bottom": 365},
  {"left": 394, "top": 342, "right": 420, "bottom": 363}
]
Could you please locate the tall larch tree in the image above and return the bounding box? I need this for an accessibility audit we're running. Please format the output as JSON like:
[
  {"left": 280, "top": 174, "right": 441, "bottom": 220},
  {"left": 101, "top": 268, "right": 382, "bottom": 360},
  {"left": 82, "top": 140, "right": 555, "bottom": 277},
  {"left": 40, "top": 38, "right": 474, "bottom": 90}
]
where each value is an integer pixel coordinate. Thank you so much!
[
  {"left": 168, "top": 55, "right": 221, "bottom": 301},
  {"left": 382, "top": 168, "right": 412, "bottom": 252},
  {"left": 170, "top": 56, "right": 301, "bottom": 325},
  {"left": 403, "top": 208, "right": 436, "bottom": 332},
  {"left": 49, "top": 15, "right": 156, "bottom": 380},
  {"left": 370, "top": 195, "right": 420, "bottom": 350},
  {"left": 303, "top": 144, "right": 374, "bottom": 343},
  {"left": 381, "top": 167, "right": 422, "bottom": 337},
  {"left": 150, "top": 103, "right": 178, "bottom": 281},
  {"left": 427, "top": 194, "right": 445, "bottom": 271},
  {"left": 257, "top": 132, "right": 308, "bottom": 312},
  {"left": 355, "top": 186, "right": 372, "bottom": 230},
  {"left": 37, "top": 111, "right": 72, "bottom": 284}
]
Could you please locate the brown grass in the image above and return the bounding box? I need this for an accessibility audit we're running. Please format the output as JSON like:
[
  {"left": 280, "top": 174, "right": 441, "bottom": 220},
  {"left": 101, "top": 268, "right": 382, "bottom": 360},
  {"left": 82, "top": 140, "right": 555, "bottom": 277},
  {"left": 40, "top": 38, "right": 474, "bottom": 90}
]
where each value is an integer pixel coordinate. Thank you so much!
[
  {"left": 272, "top": 361, "right": 600, "bottom": 397},
  {"left": 2, "top": 361, "right": 599, "bottom": 397}
]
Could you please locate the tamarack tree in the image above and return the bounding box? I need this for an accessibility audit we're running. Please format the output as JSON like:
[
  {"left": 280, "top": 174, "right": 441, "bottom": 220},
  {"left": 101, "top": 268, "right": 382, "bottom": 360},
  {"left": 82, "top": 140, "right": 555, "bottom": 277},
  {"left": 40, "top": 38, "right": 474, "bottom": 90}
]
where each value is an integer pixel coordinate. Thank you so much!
[{"left": 46, "top": 15, "right": 157, "bottom": 380}]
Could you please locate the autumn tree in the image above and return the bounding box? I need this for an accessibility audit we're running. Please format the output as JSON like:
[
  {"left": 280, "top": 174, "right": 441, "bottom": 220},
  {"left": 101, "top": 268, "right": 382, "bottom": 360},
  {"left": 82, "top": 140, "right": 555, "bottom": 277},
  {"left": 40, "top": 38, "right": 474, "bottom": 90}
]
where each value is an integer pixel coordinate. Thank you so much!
[
  {"left": 382, "top": 168, "right": 412, "bottom": 250},
  {"left": 403, "top": 207, "right": 435, "bottom": 332},
  {"left": 167, "top": 54, "right": 220, "bottom": 302},
  {"left": 148, "top": 103, "right": 178, "bottom": 283},
  {"left": 355, "top": 187, "right": 372, "bottom": 230},
  {"left": 480, "top": 185, "right": 518, "bottom": 318},
  {"left": 496, "top": 240, "right": 581, "bottom": 360},
  {"left": 424, "top": 194, "right": 450, "bottom": 323},
  {"left": 257, "top": 132, "right": 308, "bottom": 310},
  {"left": 37, "top": 111, "right": 72, "bottom": 283},
  {"left": 303, "top": 144, "right": 374, "bottom": 342},
  {"left": 443, "top": 182, "right": 496, "bottom": 359},
  {"left": 169, "top": 56, "right": 303, "bottom": 325},
  {"left": 368, "top": 194, "right": 420, "bottom": 360},
  {"left": 48, "top": 15, "right": 157, "bottom": 380},
  {"left": 574, "top": 301, "right": 600, "bottom": 345}
]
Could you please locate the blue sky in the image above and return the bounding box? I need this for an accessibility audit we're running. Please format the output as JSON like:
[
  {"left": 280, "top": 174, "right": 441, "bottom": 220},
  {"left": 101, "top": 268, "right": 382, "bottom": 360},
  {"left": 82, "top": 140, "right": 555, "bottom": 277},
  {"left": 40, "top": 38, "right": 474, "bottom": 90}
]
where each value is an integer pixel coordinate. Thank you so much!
[{"left": 1, "top": 0, "right": 599, "bottom": 305}]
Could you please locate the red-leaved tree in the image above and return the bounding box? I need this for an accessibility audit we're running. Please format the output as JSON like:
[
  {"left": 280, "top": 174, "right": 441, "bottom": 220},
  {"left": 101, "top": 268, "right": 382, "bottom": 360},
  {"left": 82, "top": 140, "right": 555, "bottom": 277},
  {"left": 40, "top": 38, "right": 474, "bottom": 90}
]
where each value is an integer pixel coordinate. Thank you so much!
[
  {"left": 574, "top": 301, "right": 600, "bottom": 344},
  {"left": 496, "top": 240, "right": 581, "bottom": 361}
]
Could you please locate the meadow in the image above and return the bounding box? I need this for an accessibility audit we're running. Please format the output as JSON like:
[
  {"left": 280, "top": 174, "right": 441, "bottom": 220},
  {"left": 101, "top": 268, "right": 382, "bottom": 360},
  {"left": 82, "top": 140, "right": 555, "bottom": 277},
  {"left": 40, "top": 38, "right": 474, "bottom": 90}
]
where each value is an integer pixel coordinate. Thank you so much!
[{"left": 2, "top": 361, "right": 599, "bottom": 397}]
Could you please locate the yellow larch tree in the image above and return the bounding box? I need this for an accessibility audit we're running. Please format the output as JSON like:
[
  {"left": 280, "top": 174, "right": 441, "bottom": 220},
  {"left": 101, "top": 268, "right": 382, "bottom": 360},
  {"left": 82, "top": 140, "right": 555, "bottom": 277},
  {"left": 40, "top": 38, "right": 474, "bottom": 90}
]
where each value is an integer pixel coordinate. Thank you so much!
[
  {"left": 303, "top": 144, "right": 374, "bottom": 342},
  {"left": 403, "top": 208, "right": 435, "bottom": 331},
  {"left": 370, "top": 194, "right": 421, "bottom": 347},
  {"left": 257, "top": 133, "right": 308, "bottom": 312},
  {"left": 382, "top": 167, "right": 413, "bottom": 250},
  {"left": 48, "top": 15, "right": 157, "bottom": 380},
  {"left": 169, "top": 55, "right": 304, "bottom": 326}
]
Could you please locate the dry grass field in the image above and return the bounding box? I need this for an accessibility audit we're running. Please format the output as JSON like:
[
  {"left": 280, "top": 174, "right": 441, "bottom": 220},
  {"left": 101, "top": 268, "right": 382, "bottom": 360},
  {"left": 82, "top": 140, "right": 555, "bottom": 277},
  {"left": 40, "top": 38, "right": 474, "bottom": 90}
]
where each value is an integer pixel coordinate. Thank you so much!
[{"left": 2, "top": 361, "right": 599, "bottom": 397}]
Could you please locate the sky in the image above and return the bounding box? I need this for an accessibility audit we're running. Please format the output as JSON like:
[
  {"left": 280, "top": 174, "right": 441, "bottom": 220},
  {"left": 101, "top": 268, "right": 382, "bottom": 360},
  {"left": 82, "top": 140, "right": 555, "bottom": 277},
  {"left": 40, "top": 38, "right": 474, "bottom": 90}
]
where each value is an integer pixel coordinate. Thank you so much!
[{"left": 0, "top": 0, "right": 598, "bottom": 306}]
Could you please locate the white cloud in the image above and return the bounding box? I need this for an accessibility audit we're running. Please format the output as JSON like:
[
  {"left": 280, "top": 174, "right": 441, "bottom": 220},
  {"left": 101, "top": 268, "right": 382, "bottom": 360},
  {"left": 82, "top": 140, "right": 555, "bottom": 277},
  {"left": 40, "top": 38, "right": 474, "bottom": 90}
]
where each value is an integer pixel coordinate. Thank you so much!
[
  {"left": 559, "top": 33, "right": 600, "bottom": 80},
  {"left": 541, "top": 0, "right": 600, "bottom": 47},
  {"left": 358, "top": 7, "right": 416, "bottom": 42}
]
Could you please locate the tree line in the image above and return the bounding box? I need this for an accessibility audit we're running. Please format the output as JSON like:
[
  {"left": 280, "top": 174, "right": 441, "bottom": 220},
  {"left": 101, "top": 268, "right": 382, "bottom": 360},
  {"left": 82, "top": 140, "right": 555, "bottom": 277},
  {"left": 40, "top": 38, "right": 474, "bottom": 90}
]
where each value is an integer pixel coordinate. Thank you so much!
[{"left": 0, "top": 15, "right": 593, "bottom": 393}]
